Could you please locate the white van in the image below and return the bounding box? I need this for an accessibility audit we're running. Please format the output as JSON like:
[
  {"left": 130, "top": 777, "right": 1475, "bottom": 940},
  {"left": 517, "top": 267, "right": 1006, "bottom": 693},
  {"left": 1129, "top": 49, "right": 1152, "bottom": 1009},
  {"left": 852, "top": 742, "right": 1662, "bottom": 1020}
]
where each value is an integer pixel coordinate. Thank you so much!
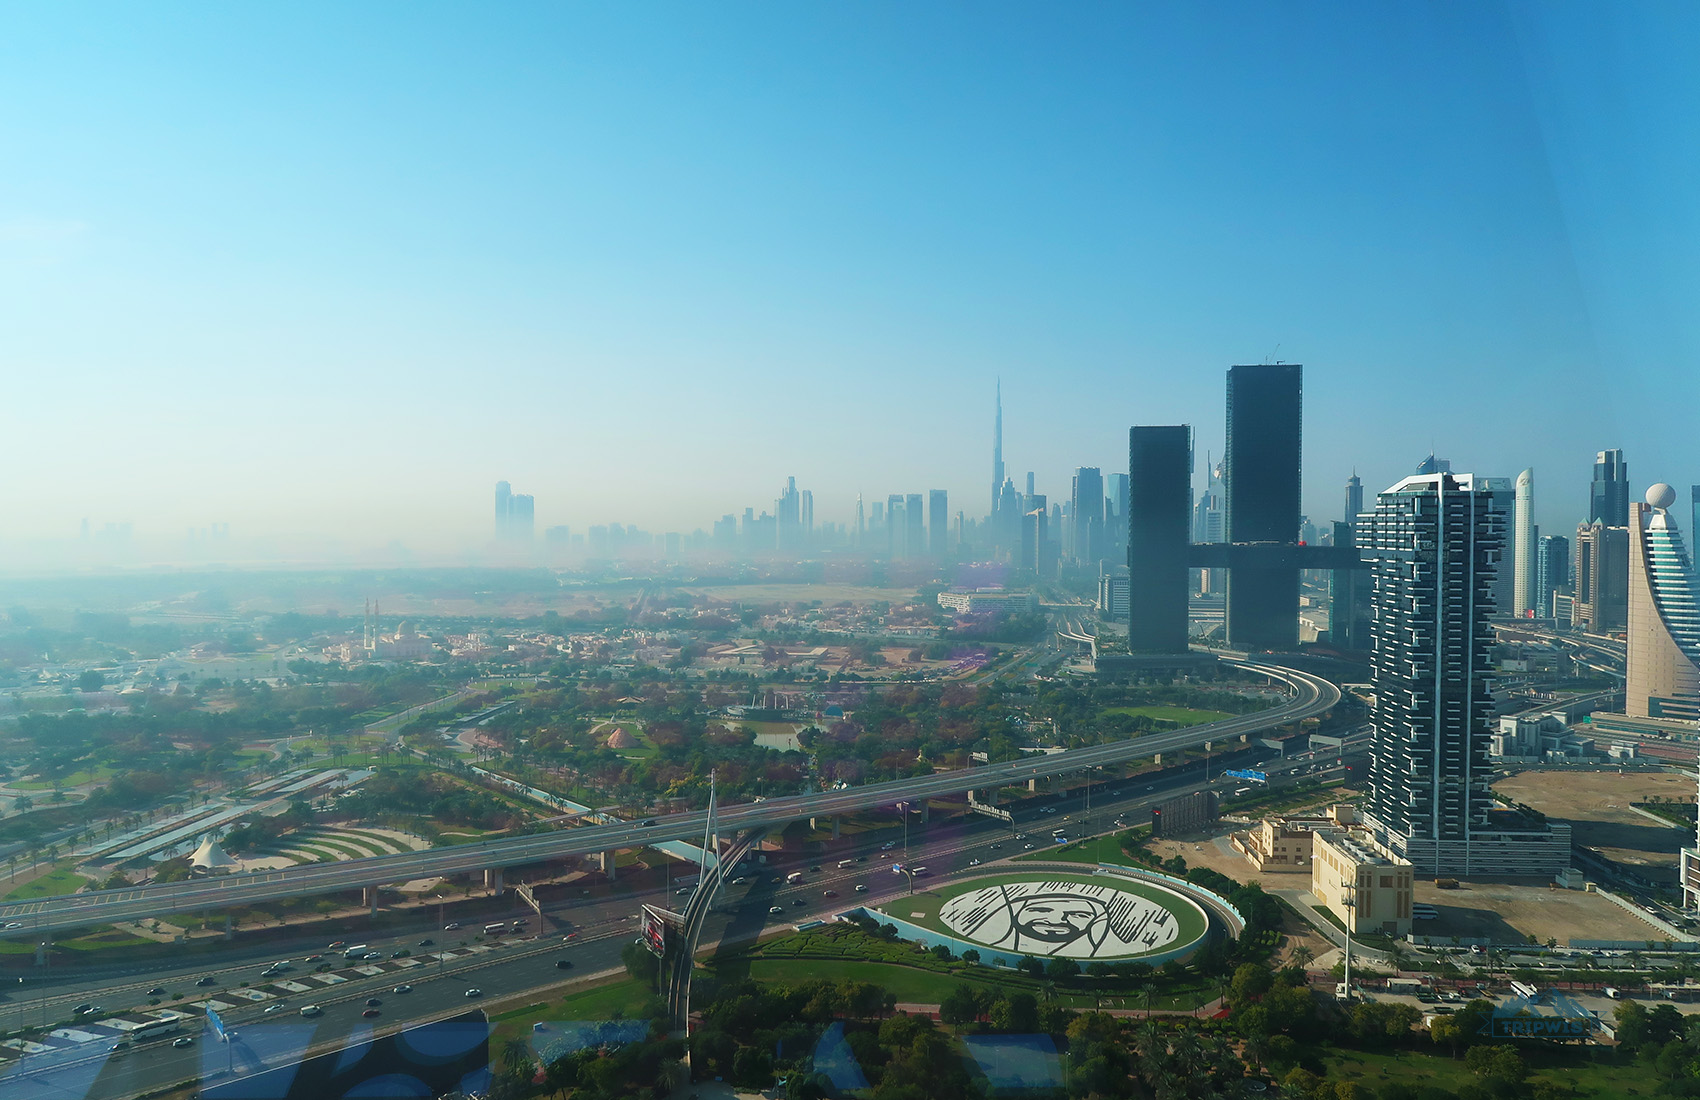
[
  {"left": 837, "top": 860, "right": 854, "bottom": 868},
  {"left": 299, "top": 1005, "right": 323, "bottom": 1017}
]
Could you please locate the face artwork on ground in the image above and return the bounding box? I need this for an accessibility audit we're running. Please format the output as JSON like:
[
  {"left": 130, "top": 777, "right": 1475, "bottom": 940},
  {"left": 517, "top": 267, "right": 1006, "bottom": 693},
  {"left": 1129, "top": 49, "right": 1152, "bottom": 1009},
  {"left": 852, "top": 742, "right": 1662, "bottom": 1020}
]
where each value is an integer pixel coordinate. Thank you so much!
[{"left": 937, "top": 879, "right": 1183, "bottom": 958}]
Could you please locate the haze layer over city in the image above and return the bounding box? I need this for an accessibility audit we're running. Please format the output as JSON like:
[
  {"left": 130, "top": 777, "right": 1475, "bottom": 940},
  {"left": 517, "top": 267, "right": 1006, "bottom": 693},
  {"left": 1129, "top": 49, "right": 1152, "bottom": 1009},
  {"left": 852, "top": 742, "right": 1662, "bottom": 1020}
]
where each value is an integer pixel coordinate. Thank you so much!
[
  {"left": 4, "top": 4, "right": 1697, "bottom": 569},
  {"left": 6, "top": 7, "right": 1700, "bottom": 1100}
]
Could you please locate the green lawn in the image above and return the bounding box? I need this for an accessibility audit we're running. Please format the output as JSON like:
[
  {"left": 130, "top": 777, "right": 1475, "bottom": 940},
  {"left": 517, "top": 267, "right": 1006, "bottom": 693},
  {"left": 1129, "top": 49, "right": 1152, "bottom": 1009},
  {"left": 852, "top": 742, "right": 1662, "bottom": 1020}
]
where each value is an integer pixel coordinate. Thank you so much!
[
  {"left": 719, "top": 953, "right": 1211, "bottom": 1012},
  {"left": 11, "top": 765, "right": 116, "bottom": 790},
  {"left": 1325, "top": 1044, "right": 1641, "bottom": 1097},
  {"left": 1, "top": 861, "right": 90, "bottom": 902},
  {"left": 1024, "top": 835, "right": 1141, "bottom": 867},
  {"left": 1100, "top": 706, "right": 1232, "bottom": 725},
  {"left": 486, "top": 975, "right": 657, "bottom": 1050}
]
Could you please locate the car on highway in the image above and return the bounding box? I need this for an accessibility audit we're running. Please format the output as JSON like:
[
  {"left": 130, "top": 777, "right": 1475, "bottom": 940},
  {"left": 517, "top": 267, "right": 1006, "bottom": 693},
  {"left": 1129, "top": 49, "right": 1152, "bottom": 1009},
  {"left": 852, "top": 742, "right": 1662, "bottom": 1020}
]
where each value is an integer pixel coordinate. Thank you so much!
[
  {"left": 809, "top": 865, "right": 821, "bottom": 871},
  {"left": 792, "top": 898, "right": 805, "bottom": 907},
  {"left": 363, "top": 1009, "right": 381, "bottom": 1018},
  {"left": 3, "top": 921, "right": 22, "bottom": 929},
  {"left": 855, "top": 884, "right": 868, "bottom": 892},
  {"left": 173, "top": 1036, "right": 194, "bottom": 1048},
  {"left": 393, "top": 985, "right": 413, "bottom": 994},
  {"left": 366, "top": 998, "right": 383, "bottom": 1007},
  {"left": 555, "top": 959, "right": 574, "bottom": 969},
  {"left": 146, "top": 987, "right": 165, "bottom": 996},
  {"left": 675, "top": 887, "right": 691, "bottom": 895},
  {"left": 390, "top": 949, "right": 410, "bottom": 958},
  {"left": 968, "top": 859, "right": 981, "bottom": 866},
  {"left": 989, "top": 843, "right": 1002, "bottom": 850},
  {"left": 1023, "top": 843, "right": 1035, "bottom": 849},
  {"left": 362, "top": 951, "right": 383, "bottom": 960},
  {"left": 1145, "top": 785, "right": 1155, "bottom": 791},
  {"left": 195, "top": 976, "right": 217, "bottom": 987},
  {"left": 300, "top": 1005, "right": 323, "bottom": 1017},
  {"left": 730, "top": 876, "right": 746, "bottom": 885},
  {"left": 73, "top": 1003, "right": 95, "bottom": 1015},
  {"left": 264, "top": 1004, "right": 287, "bottom": 1015},
  {"left": 464, "top": 988, "right": 483, "bottom": 998},
  {"left": 1015, "top": 833, "right": 1027, "bottom": 840},
  {"left": 418, "top": 939, "right": 434, "bottom": 947},
  {"left": 769, "top": 906, "right": 783, "bottom": 914},
  {"left": 823, "top": 889, "right": 838, "bottom": 897},
  {"left": 444, "top": 922, "right": 461, "bottom": 930},
  {"left": 110, "top": 1041, "right": 131, "bottom": 1053},
  {"left": 304, "top": 954, "right": 324, "bottom": 962},
  {"left": 328, "top": 941, "right": 345, "bottom": 948},
  {"left": 881, "top": 842, "right": 896, "bottom": 850}
]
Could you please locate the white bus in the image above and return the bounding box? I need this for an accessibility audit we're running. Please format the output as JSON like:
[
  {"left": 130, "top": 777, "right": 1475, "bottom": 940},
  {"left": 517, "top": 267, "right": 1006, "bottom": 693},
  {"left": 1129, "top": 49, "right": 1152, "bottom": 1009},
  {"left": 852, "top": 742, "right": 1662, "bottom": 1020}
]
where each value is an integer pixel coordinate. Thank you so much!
[
  {"left": 785, "top": 872, "right": 804, "bottom": 884},
  {"left": 483, "top": 922, "right": 507, "bottom": 935},
  {"left": 133, "top": 1019, "right": 183, "bottom": 1042},
  {"left": 342, "top": 944, "right": 370, "bottom": 959}
]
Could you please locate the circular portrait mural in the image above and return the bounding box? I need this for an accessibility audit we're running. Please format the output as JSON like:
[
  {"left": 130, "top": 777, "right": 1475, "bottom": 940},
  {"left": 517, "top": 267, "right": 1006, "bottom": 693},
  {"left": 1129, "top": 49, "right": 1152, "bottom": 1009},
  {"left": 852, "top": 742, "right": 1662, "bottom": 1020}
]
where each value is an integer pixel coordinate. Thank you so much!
[{"left": 937, "top": 878, "right": 1190, "bottom": 959}]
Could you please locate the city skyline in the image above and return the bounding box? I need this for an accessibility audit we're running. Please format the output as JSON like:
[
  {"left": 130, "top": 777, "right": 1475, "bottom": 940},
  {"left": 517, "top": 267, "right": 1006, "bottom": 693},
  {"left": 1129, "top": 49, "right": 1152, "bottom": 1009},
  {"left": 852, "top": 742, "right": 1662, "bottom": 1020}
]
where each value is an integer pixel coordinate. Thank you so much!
[{"left": 2, "top": 5, "right": 1697, "bottom": 563}]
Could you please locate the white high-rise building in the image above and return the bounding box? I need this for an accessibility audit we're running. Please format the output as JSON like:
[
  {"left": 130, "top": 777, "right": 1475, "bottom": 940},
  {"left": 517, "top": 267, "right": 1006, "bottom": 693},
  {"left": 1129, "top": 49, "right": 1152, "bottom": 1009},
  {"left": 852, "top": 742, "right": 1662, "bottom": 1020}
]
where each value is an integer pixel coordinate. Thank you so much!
[
  {"left": 1512, "top": 468, "right": 1537, "bottom": 616},
  {"left": 1359, "top": 472, "right": 1570, "bottom": 876}
]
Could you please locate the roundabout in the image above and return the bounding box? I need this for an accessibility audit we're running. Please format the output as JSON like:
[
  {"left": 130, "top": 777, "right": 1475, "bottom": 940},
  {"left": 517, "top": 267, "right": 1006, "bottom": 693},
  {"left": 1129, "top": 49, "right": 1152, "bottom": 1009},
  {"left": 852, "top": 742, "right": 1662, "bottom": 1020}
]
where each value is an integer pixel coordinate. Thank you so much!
[{"left": 865, "top": 869, "right": 1215, "bottom": 966}]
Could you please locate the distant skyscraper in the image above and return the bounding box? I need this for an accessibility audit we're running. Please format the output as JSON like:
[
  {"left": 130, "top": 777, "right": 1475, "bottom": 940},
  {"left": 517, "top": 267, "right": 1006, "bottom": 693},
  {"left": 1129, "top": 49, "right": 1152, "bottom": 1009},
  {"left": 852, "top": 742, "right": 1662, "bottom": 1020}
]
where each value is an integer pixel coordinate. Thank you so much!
[
  {"left": 906, "top": 493, "right": 924, "bottom": 560},
  {"left": 494, "top": 481, "right": 512, "bottom": 539},
  {"left": 928, "top": 490, "right": 949, "bottom": 558},
  {"left": 1536, "top": 534, "right": 1569, "bottom": 619},
  {"left": 1223, "top": 364, "right": 1303, "bottom": 648},
  {"left": 1192, "top": 456, "right": 1225, "bottom": 544},
  {"left": 800, "top": 489, "right": 813, "bottom": 543},
  {"left": 1591, "top": 449, "right": 1629, "bottom": 526},
  {"left": 1070, "top": 467, "right": 1104, "bottom": 565},
  {"left": 887, "top": 494, "right": 905, "bottom": 558},
  {"left": 1513, "top": 468, "right": 1537, "bottom": 617},
  {"left": 1021, "top": 494, "right": 1048, "bottom": 576},
  {"left": 776, "top": 477, "right": 801, "bottom": 551},
  {"left": 1414, "top": 454, "right": 1452, "bottom": 475},
  {"left": 854, "top": 493, "right": 865, "bottom": 547},
  {"left": 1692, "top": 485, "right": 1699, "bottom": 561},
  {"left": 1626, "top": 483, "right": 1700, "bottom": 721},
  {"left": 1360, "top": 472, "right": 1568, "bottom": 876},
  {"left": 509, "top": 494, "right": 534, "bottom": 543},
  {"left": 1344, "top": 472, "right": 1363, "bottom": 528},
  {"left": 991, "top": 380, "right": 1004, "bottom": 521},
  {"left": 1574, "top": 521, "right": 1630, "bottom": 633},
  {"left": 1478, "top": 476, "right": 1515, "bottom": 616},
  {"left": 1127, "top": 426, "right": 1193, "bottom": 653}
]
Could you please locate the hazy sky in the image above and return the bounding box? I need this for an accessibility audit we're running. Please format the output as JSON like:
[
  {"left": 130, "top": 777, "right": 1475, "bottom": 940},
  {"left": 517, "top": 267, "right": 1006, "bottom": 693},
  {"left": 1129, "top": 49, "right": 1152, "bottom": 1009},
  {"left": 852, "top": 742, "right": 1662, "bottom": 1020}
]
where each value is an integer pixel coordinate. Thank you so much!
[{"left": 3, "top": 3, "right": 1696, "bottom": 557}]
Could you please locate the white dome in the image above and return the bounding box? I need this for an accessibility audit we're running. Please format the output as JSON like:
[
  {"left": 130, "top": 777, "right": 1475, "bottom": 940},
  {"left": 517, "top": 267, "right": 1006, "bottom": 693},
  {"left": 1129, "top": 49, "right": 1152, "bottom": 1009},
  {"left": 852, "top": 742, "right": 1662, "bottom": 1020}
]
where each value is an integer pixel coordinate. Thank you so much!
[{"left": 1648, "top": 483, "right": 1677, "bottom": 510}]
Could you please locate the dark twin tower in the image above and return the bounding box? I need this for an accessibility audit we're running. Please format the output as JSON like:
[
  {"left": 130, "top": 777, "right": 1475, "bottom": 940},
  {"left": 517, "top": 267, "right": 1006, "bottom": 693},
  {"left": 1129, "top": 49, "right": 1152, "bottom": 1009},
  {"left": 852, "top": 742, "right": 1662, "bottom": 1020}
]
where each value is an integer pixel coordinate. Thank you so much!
[{"left": 1128, "top": 364, "right": 1359, "bottom": 652}]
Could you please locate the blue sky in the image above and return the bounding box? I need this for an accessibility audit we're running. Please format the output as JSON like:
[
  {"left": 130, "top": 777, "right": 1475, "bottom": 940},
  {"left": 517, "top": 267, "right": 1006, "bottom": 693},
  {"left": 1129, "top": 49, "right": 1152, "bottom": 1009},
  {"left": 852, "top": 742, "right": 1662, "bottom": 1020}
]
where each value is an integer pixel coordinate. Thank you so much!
[{"left": 1, "top": 2, "right": 1695, "bottom": 556}]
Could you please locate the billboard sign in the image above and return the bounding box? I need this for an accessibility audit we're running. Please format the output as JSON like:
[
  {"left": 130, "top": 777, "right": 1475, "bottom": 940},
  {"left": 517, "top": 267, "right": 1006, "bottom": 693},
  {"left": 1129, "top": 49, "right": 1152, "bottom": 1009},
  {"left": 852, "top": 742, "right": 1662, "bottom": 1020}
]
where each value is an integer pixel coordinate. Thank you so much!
[
  {"left": 640, "top": 905, "right": 667, "bottom": 958},
  {"left": 1224, "top": 768, "right": 1268, "bottom": 783},
  {"left": 206, "top": 1007, "right": 226, "bottom": 1040}
]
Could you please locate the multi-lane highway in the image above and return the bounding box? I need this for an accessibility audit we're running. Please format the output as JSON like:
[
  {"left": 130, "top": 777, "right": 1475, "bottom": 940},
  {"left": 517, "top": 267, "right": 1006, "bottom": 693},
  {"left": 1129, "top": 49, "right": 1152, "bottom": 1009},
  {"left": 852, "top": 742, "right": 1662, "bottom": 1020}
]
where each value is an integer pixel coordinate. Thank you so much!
[
  {"left": 0, "top": 659, "right": 1338, "bottom": 940},
  {"left": 3, "top": 746, "right": 1358, "bottom": 1100}
]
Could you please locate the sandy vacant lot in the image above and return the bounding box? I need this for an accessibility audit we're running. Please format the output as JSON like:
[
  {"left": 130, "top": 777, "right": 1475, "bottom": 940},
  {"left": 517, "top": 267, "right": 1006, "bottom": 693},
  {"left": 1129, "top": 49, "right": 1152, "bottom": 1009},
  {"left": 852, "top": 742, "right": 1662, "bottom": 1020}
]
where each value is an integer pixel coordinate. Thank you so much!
[
  {"left": 1153, "top": 816, "right": 1666, "bottom": 948},
  {"left": 1496, "top": 769, "right": 1691, "bottom": 881},
  {"left": 1410, "top": 877, "right": 1663, "bottom": 946}
]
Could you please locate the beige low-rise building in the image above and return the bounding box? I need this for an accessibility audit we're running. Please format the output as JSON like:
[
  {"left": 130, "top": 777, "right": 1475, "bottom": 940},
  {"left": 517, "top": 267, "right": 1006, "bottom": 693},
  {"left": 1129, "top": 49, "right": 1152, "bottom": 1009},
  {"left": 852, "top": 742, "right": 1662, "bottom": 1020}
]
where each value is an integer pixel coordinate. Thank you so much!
[
  {"left": 1232, "top": 805, "right": 1356, "bottom": 873},
  {"left": 1310, "top": 826, "right": 1413, "bottom": 938}
]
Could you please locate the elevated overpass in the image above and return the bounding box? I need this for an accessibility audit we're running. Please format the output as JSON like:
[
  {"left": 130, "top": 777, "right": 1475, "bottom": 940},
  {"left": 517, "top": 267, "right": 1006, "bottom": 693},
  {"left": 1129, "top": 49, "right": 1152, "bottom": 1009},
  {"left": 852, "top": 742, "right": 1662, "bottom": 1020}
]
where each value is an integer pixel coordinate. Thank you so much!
[{"left": 0, "top": 660, "right": 1338, "bottom": 941}]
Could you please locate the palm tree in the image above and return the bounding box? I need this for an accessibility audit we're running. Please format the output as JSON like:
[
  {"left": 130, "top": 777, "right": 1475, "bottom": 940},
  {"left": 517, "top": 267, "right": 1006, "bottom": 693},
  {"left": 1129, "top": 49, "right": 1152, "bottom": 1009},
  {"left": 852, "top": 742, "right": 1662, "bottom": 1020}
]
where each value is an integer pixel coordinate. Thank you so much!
[
  {"left": 1243, "top": 1033, "right": 1270, "bottom": 1076},
  {"left": 1385, "top": 941, "right": 1409, "bottom": 974},
  {"left": 1291, "top": 943, "right": 1316, "bottom": 971},
  {"left": 500, "top": 1037, "right": 531, "bottom": 1077},
  {"left": 1141, "top": 982, "right": 1158, "bottom": 1016}
]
